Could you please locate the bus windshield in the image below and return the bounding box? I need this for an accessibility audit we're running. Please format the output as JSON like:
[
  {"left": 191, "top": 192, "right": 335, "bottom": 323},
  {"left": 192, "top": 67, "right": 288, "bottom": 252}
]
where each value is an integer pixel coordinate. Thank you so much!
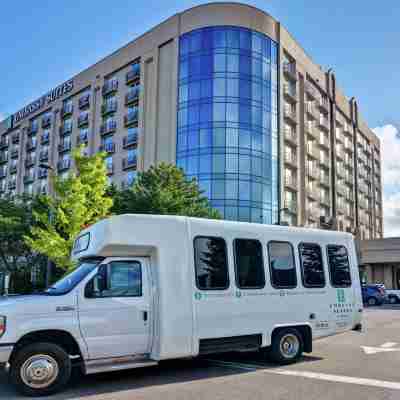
[{"left": 43, "top": 258, "right": 103, "bottom": 295}]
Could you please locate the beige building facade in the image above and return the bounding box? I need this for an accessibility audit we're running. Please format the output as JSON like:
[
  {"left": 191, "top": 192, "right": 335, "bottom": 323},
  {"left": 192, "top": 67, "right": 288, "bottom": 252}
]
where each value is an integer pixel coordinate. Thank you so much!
[{"left": 0, "top": 2, "right": 383, "bottom": 238}]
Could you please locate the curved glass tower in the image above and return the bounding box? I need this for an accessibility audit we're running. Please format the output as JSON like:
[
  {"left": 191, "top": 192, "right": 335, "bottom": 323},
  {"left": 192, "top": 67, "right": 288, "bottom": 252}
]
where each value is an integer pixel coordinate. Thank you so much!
[{"left": 177, "top": 26, "right": 279, "bottom": 224}]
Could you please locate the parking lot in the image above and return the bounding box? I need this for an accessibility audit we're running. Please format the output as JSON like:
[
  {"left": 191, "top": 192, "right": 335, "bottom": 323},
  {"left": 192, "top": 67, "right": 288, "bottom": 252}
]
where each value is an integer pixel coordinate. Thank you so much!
[{"left": 1, "top": 306, "right": 400, "bottom": 399}]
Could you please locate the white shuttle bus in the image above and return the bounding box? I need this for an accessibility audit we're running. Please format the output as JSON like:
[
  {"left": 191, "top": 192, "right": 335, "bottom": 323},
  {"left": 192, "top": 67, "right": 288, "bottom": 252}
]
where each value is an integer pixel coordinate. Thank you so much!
[{"left": 0, "top": 214, "right": 363, "bottom": 396}]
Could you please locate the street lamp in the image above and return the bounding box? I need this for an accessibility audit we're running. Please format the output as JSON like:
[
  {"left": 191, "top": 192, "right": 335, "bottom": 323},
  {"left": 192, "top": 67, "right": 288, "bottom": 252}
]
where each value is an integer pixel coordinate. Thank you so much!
[{"left": 38, "top": 163, "right": 54, "bottom": 287}]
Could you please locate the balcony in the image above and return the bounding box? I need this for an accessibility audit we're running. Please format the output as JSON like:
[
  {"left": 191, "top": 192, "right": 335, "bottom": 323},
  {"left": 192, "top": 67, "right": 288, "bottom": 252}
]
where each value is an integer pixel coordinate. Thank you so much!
[
  {"left": 79, "top": 94, "right": 90, "bottom": 110},
  {"left": 320, "top": 195, "right": 330, "bottom": 207},
  {"left": 124, "top": 110, "right": 139, "bottom": 127},
  {"left": 283, "top": 107, "right": 297, "bottom": 125},
  {"left": 99, "top": 142, "right": 115, "bottom": 154},
  {"left": 8, "top": 181, "right": 16, "bottom": 190},
  {"left": 318, "top": 97, "right": 329, "bottom": 114},
  {"left": 0, "top": 153, "right": 7, "bottom": 164},
  {"left": 308, "top": 206, "right": 320, "bottom": 221},
  {"left": 318, "top": 118, "right": 330, "bottom": 132},
  {"left": 283, "top": 63, "right": 297, "bottom": 81},
  {"left": 126, "top": 65, "right": 140, "bottom": 85},
  {"left": 61, "top": 103, "right": 74, "bottom": 118},
  {"left": 284, "top": 199, "right": 297, "bottom": 214},
  {"left": 10, "top": 164, "right": 17, "bottom": 174},
  {"left": 38, "top": 169, "right": 48, "bottom": 179},
  {"left": 305, "top": 82, "right": 317, "bottom": 100},
  {"left": 123, "top": 133, "right": 138, "bottom": 148},
  {"left": 39, "top": 150, "right": 49, "bottom": 162},
  {"left": 344, "top": 139, "right": 353, "bottom": 153},
  {"left": 101, "top": 101, "right": 117, "bottom": 116},
  {"left": 11, "top": 134, "right": 19, "bottom": 144},
  {"left": 284, "top": 151, "right": 297, "bottom": 167},
  {"left": 336, "top": 146, "right": 344, "bottom": 160},
  {"left": 25, "top": 155, "right": 35, "bottom": 167},
  {"left": 284, "top": 175, "right": 297, "bottom": 190},
  {"left": 336, "top": 166, "right": 345, "bottom": 178},
  {"left": 59, "top": 124, "right": 73, "bottom": 136},
  {"left": 77, "top": 113, "right": 89, "bottom": 127},
  {"left": 125, "top": 86, "right": 140, "bottom": 106},
  {"left": 122, "top": 157, "right": 137, "bottom": 170},
  {"left": 307, "top": 167, "right": 319, "bottom": 180},
  {"left": 23, "top": 174, "right": 35, "bottom": 184},
  {"left": 284, "top": 128, "right": 297, "bottom": 146},
  {"left": 319, "top": 157, "right": 329, "bottom": 169},
  {"left": 11, "top": 148, "right": 19, "bottom": 159},
  {"left": 28, "top": 125, "right": 38, "bottom": 135},
  {"left": 307, "top": 185, "right": 319, "bottom": 201},
  {"left": 77, "top": 132, "right": 88, "bottom": 145},
  {"left": 100, "top": 120, "right": 117, "bottom": 136},
  {"left": 305, "top": 103, "right": 317, "bottom": 120},
  {"left": 283, "top": 84, "right": 297, "bottom": 103},
  {"left": 58, "top": 141, "right": 71, "bottom": 153},
  {"left": 320, "top": 174, "right": 330, "bottom": 187},
  {"left": 102, "top": 80, "right": 118, "bottom": 97},
  {"left": 57, "top": 159, "right": 71, "bottom": 172},
  {"left": 26, "top": 140, "right": 37, "bottom": 152},
  {"left": 42, "top": 116, "right": 51, "bottom": 129},
  {"left": 41, "top": 133, "right": 50, "bottom": 145},
  {"left": 0, "top": 137, "right": 9, "bottom": 149}
]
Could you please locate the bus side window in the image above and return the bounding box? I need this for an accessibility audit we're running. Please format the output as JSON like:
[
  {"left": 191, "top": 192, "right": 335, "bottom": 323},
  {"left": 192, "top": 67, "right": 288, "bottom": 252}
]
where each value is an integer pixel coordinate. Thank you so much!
[
  {"left": 298, "top": 243, "right": 325, "bottom": 288},
  {"left": 234, "top": 239, "right": 265, "bottom": 289},
  {"left": 267, "top": 241, "right": 297, "bottom": 289},
  {"left": 194, "top": 236, "right": 229, "bottom": 290},
  {"left": 327, "top": 245, "right": 352, "bottom": 288}
]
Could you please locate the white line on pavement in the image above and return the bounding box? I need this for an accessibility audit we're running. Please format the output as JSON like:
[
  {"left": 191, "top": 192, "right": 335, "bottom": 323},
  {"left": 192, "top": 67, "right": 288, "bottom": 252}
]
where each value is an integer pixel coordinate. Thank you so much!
[
  {"left": 207, "top": 360, "right": 400, "bottom": 391},
  {"left": 270, "top": 370, "right": 400, "bottom": 391}
]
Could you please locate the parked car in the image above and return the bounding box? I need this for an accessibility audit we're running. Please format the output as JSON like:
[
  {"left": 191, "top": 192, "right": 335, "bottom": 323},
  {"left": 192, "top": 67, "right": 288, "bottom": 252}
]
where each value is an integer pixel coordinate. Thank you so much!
[
  {"left": 385, "top": 290, "right": 400, "bottom": 304},
  {"left": 362, "top": 284, "right": 386, "bottom": 306}
]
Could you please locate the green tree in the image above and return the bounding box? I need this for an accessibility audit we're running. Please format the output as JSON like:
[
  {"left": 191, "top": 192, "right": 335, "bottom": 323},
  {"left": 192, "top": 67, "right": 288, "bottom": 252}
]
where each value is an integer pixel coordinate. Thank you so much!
[
  {"left": 25, "top": 148, "right": 113, "bottom": 270},
  {"left": 111, "top": 163, "right": 220, "bottom": 219}
]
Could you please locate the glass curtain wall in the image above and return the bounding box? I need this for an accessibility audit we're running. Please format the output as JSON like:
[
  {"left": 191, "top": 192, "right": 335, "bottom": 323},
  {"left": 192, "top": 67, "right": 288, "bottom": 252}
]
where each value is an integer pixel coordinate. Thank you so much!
[{"left": 177, "top": 26, "right": 278, "bottom": 223}]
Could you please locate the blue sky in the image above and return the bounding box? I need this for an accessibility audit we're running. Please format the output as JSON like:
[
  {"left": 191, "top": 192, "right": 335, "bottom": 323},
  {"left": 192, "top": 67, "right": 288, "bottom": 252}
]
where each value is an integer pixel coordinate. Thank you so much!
[{"left": 0, "top": 0, "right": 399, "bottom": 234}]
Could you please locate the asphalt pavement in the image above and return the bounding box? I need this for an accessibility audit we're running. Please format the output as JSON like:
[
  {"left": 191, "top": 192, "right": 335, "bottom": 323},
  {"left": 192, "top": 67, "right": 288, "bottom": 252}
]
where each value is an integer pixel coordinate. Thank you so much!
[{"left": 1, "top": 306, "right": 400, "bottom": 399}]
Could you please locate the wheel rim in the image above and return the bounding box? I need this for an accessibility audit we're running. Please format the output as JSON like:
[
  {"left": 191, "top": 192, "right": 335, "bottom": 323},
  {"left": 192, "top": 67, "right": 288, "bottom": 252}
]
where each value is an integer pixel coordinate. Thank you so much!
[
  {"left": 390, "top": 297, "right": 396, "bottom": 304},
  {"left": 279, "top": 333, "right": 300, "bottom": 359},
  {"left": 20, "top": 354, "right": 59, "bottom": 389},
  {"left": 368, "top": 298, "right": 376, "bottom": 306}
]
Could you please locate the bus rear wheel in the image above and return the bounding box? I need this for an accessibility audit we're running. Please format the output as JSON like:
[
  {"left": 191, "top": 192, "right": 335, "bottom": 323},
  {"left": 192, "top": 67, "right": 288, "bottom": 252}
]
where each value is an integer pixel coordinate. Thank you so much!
[{"left": 269, "top": 328, "right": 303, "bottom": 365}]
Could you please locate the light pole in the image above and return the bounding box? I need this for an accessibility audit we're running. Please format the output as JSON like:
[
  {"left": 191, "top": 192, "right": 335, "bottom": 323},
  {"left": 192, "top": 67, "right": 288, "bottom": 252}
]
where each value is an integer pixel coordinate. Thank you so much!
[{"left": 38, "top": 163, "right": 54, "bottom": 288}]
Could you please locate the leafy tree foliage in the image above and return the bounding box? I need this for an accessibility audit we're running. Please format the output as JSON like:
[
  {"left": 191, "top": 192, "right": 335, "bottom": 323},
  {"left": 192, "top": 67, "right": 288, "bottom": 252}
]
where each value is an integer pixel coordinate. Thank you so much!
[
  {"left": 111, "top": 163, "right": 220, "bottom": 219},
  {"left": 25, "top": 148, "right": 113, "bottom": 270}
]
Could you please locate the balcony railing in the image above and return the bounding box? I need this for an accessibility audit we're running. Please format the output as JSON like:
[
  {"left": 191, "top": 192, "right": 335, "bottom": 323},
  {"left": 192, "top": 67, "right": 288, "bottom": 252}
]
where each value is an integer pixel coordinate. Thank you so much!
[
  {"left": 77, "top": 133, "right": 88, "bottom": 145},
  {"left": 99, "top": 142, "right": 115, "bottom": 154},
  {"left": 11, "top": 148, "right": 19, "bottom": 159},
  {"left": 28, "top": 125, "right": 38, "bottom": 135},
  {"left": 23, "top": 174, "right": 35, "bottom": 184},
  {"left": 318, "top": 97, "right": 329, "bottom": 113},
  {"left": 283, "top": 84, "right": 297, "bottom": 103},
  {"left": 319, "top": 156, "right": 329, "bottom": 169},
  {"left": 123, "top": 133, "right": 138, "bottom": 148},
  {"left": 122, "top": 157, "right": 137, "bottom": 170},
  {"left": 11, "top": 134, "right": 19, "bottom": 144},
  {"left": 102, "top": 80, "right": 118, "bottom": 96},
  {"left": 320, "top": 174, "right": 329, "bottom": 187},
  {"left": 101, "top": 101, "right": 117, "bottom": 116},
  {"left": 307, "top": 167, "right": 319, "bottom": 180},
  {"left": 25, "top": 156, "right": 35, "bottom": 167},
  {"left": 58, "top": 141, "right": 72, "bottom": 153},
  {"left": 0, "top": 153, "right": 7, "bottom": 164},
  {"left": 305, "top": 82, "right": 317, "bottom": 100},
  {"left": 0, "top": 137, "right": 9, "bottom": 149},
  {"left": 283, "top": 63, "right": 297, "bottom": 81},
  {"left": 59, "top": 124, "right": 73, "bottom": 136},
  {"left": 319, "top": 118, "right": 330, "bottom": 132},
  {"left": 42, "top": 116, "right": 51, "bottom": 129},
  {"left": 10, "top": 164, "right": 17, "bottom": 174},
  {"left": 308, "top": 206, "right": 320, "bottom": 220},
  {"left": 284, "top": 175, "right": 297, "bottom": 189},
  {"left": 61, "top": 103, "right": 74, "bottom": 118},
  {"left": 8, "top": 181, "right": 16, "bottom": 190},
  {"left": 284, "top": 128, "right": 297, "bottom": 145},
  {"left": 57, "top": 159, "right": 71, "bottom": 172},
  {"left": 284, "top": 152, "right": 297, "bottom": 166},
  {"left": 77, "top": 113, "right": 89, "bottom": 127},
  {"left": 26, "top": 140, "right": 37, "bottom": 151},
  {"left": 284, "top": 199, "right": 298, "bottom": 213},
  {"left": 38, "top": 169, "right": 48, "bottom": 179},
  {"left": 124, "top": 110, "right": 139, "bottom": 127},
  {"left": 126, "top": 65, "right": 140, "bottom": 85},
  {"left": 39, "top": 150, "right": 49, "bottom": 162},
  {"left": 307, "top": 145, "right": 319, "bottom": 160},
  {"left": 284, "top": 107, "right": 297, "bottom": 124},
  {"left": 100, "top": 120, "right": 117, "bottom": 136},
  {"left": 125, "top": 86, "right": 140, "bottom": 105},
  {"left": 79, "top": 94, "right": 90, "bottom": 110},
  {"left": 305, "top": 103, "right": 317, "bottom": 120}
]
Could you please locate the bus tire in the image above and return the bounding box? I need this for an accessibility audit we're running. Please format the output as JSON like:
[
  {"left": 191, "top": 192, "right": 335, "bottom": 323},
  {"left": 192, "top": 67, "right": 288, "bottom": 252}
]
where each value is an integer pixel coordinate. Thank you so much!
[
  {"left": 10, "top": 342, "right": 71, "bottom": 397},
  {"left": 269, "top": 328, "right": 303, "bottom": 365}
]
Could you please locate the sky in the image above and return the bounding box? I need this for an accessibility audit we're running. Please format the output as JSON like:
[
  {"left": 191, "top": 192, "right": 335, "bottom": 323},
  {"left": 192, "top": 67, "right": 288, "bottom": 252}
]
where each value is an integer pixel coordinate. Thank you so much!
[{"left": 0, "top": 0, "right": 399, "bottom": 234}]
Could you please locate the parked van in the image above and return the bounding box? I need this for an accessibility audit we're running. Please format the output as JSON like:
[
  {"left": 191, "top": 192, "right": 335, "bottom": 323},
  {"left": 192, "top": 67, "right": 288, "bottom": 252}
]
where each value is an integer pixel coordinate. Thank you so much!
[{"left": 0, "top": 214, "right": 363, "bottom": 396}]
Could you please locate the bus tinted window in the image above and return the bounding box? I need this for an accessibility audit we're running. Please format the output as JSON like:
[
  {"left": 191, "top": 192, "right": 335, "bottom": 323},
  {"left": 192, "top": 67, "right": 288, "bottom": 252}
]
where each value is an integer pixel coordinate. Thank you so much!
[
  {"left": 194, "top": 237, "right": 229, "bottom": 290},
  {"left": 299, "top": 243, "right": 325, "bottom": 288},
  {"left": 268, "top": 241, "right": 297, "bottom": 288},
  {"left": 234, "top": 239, "right": 265, "bottom": 289},
  {"left": 327, "top": 245, "right": 352, "bottom": 287}
]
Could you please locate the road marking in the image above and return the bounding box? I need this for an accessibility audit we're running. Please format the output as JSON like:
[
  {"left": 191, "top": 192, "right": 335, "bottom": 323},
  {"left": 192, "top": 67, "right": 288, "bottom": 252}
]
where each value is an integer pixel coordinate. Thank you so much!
[
  {"left": 208, "top": 360, "right": 400, "bottom": 390},
  {"left": 270, "top": 370, "right": 400, "bottom": 391},
  {"left": 381, "top": 342, "right": 397, "bottom": 348}
]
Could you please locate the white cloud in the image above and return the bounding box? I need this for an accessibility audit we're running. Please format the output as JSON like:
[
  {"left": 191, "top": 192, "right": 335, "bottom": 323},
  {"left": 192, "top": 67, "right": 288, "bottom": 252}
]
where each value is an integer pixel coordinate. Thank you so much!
[
  {"left": 373, "top": 124, "right": 400, "bottom": 237},
  {"left": 0, "top": 113, "right": 6, "bottom": 122}
]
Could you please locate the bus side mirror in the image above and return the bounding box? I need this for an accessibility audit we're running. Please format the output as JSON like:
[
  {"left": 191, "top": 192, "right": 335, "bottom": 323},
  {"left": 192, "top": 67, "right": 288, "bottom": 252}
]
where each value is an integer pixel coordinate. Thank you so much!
[{"left": 85, "top": 266, "right": 107, "bottom": 298}]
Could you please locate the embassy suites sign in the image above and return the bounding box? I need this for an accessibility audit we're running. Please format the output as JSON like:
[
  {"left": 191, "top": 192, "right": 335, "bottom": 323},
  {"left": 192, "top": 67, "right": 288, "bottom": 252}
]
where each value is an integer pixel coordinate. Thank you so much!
[{"left": 13, "top": 80, "right": 74, "bottom": 124}]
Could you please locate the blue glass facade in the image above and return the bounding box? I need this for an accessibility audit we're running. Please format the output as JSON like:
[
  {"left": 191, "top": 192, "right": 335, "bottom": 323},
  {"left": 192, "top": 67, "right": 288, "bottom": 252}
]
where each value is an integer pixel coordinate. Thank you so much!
[{"left": 177, "top": 26, "right": 279, "bottom": 224}]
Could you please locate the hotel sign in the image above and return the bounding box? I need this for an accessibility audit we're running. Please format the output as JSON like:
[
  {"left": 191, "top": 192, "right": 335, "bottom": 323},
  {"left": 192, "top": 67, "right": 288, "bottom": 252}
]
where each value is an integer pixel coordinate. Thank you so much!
[{"left": 13, "top": 80, "right": 74, "bottom": 124}]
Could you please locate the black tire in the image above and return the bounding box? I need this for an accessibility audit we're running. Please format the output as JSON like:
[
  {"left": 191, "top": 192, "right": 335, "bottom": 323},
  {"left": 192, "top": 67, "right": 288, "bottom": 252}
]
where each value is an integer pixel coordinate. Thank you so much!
[
  {"left": 10, "top": 342, "right": 72, "bottom": 397},
  {"left": 367, "top": 297, "right": 377, "bottom": 306},
  {"left": 389, "top": 296, "right": 398, "bottom": 305},
  {"left": 269, "top": 328, "right": 303, "bottom": 365}
]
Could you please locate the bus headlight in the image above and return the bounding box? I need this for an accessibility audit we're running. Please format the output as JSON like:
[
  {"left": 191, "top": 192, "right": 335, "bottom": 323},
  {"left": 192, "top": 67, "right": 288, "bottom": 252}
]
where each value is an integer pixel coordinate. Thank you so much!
[{"left": 0, "top": 316, "right": 6, "bottom": 338}]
